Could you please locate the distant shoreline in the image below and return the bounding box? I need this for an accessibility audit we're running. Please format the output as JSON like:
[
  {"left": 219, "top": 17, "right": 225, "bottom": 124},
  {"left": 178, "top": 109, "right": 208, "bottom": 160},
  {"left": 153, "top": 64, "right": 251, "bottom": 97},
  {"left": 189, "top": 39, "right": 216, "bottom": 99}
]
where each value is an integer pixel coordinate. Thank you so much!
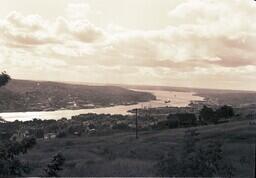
[{"left": 0, "top": 101, "right": 143, "bottom": 113}]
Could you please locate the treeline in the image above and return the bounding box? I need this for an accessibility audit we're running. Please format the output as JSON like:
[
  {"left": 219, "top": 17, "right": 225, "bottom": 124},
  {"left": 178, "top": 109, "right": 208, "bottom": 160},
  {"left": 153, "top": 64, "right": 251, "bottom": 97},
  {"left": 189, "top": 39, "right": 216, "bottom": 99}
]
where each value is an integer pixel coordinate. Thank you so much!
[
  {"left": 155, "top": 105, "right": 234, "bottom": 129},
  {"left": 199, "top": 105, "right": 234, "bottom": 124}
]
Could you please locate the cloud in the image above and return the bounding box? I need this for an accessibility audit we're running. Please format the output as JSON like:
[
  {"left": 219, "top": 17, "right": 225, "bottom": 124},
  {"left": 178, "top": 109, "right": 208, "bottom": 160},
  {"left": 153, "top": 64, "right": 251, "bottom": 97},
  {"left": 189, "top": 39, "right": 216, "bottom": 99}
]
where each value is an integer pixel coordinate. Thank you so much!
[
  {"left": 0, "top": 12, "right": 59, "bottom": 46},
  {"left": 165, "top": 0, "right": 256, "bottom": 68},
  {"left": 1, "top": 0, "right": 256, "bottom": 90},
  {"left": 0, "top": 11, "right": 104, "bottom": 47},
  {"left": 72, "top": 22, "right": 104, "bottom": 42}
]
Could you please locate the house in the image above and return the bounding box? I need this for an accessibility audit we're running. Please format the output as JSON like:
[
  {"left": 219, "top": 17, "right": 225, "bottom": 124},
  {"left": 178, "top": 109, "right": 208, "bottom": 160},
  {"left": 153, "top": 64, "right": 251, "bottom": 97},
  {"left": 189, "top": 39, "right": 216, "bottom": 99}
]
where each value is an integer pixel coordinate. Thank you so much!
[{"left": 44, "top": 133, "right": 57, "bottom": 140}]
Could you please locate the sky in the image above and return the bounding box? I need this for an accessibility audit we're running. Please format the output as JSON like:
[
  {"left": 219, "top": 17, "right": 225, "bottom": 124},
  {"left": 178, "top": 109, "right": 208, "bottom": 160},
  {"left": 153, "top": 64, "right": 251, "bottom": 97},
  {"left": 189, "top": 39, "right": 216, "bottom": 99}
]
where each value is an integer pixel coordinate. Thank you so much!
[{"left": 0, "top": 0, "right": 256, "bottom": 91}]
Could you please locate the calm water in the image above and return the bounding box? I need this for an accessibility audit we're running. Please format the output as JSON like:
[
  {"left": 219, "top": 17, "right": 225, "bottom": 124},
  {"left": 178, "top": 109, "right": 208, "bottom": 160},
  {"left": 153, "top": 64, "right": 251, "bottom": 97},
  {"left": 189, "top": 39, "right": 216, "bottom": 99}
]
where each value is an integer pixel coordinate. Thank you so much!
[{"left": 0, "top": 89, "right": 204, "bottom": 122}]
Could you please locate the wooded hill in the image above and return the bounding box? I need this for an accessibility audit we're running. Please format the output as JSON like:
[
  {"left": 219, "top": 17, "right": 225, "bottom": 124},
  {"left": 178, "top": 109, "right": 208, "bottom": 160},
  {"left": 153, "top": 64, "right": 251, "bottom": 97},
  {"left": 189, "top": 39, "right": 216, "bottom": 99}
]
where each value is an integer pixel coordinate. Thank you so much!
[{"left": 0, "top": 79, "right": 155, "bottom": 112}]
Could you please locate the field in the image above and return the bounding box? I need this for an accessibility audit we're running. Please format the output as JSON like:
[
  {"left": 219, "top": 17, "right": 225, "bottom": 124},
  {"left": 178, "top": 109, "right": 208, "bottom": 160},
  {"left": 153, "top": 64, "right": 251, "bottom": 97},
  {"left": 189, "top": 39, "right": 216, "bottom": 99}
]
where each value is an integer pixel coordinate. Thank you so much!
[{"left": 22, "top": 120, "right": 256, "bottom": 177}]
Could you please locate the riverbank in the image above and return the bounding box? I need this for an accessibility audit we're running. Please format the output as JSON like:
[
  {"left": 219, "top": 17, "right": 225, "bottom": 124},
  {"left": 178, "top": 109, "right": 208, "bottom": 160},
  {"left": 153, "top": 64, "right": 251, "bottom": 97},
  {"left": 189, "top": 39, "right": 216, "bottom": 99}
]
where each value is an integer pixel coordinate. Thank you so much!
[{"left": 0, "top": 90, "right": 204, "bottom": 122}]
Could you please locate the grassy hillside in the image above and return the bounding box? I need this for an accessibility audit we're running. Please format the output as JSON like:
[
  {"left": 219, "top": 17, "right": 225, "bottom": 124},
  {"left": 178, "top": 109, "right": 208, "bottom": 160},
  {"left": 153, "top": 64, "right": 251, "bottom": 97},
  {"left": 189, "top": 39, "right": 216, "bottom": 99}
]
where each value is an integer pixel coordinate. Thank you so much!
[
  {"left": 0, "top": 80, "right": 155, "bottom": 112},
  {"left": 22, "top": 120, "right": 255, "bottom": 177}
]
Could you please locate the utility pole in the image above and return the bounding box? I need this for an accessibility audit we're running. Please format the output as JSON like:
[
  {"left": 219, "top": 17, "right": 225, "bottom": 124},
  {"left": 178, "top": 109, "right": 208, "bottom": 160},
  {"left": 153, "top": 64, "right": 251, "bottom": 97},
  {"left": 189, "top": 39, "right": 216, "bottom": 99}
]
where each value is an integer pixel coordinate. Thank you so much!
[{"left": 135, "top": 108, "right": 138, "bottom": 139}]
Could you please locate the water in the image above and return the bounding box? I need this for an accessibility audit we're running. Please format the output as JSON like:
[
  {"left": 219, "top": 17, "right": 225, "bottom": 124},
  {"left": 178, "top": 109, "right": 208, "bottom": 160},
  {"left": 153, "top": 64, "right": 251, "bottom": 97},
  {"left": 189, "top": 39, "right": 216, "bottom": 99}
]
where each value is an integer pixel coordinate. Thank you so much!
[{"left": 0, "top": 89, "right": 204, "bottom": 122}]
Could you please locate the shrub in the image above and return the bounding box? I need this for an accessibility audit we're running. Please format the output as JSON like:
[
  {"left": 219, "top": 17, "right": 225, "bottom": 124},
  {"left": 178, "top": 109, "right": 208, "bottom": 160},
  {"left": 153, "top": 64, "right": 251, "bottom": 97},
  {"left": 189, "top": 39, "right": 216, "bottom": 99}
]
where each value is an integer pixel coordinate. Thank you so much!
[
  {"left": 156, "top": 129, "right": 234, "bottom": 177},
  {"left": 0, "top": 137, "right": 36, "bottom": 176},
  {"left": 44, "top": 153, "right": 65, "bottom": 177}
]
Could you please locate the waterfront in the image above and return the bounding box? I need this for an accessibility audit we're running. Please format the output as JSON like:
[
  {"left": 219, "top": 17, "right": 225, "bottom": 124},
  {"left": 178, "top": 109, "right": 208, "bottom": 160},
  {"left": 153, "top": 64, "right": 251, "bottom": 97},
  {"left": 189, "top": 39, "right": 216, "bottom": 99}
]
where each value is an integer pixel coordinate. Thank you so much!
[{"left": 0, "top": 89, "right": 204, "bottom": 121}]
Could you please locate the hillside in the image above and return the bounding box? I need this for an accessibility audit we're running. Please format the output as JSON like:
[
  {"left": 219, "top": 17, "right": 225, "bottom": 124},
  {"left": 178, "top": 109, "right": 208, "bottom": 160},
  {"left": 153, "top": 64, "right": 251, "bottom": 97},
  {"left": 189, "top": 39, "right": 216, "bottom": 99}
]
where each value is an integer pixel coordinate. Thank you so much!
[
  {"left": 21, "top": 120, "right": 255, "bottom": 177},
  {"left": 0, "top": 80, "right": 155, "bottom": 112}
]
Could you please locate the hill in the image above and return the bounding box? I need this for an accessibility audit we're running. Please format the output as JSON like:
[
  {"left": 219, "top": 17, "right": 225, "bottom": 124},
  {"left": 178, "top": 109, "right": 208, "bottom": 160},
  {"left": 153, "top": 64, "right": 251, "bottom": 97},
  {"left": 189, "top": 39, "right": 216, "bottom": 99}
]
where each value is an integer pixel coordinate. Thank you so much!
[
  {"left": 21, "top": 120, "right": 255, "bottom": 177},
  {"left": 0, "top": 79, "right": 155, "bottom": 112}
]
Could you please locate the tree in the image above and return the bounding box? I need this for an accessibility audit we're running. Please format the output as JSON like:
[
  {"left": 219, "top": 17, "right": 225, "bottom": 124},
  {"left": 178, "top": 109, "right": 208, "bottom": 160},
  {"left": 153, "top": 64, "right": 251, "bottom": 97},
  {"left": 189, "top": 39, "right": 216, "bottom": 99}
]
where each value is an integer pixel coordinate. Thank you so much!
[
  {"left": 216, "top": 105, "right": 234, "bottom": 119},
  {"left": 0, "top": 71, "right": 11, "bottom": 87},
  {"left": 0, "top": 137, "right": 37, "bottom": 176},
  {"left": 199, "top": 105, "right": 217, "bottom": 124},
  {"left": 44, "top": 153, "right": 65, "bottom": 177}
]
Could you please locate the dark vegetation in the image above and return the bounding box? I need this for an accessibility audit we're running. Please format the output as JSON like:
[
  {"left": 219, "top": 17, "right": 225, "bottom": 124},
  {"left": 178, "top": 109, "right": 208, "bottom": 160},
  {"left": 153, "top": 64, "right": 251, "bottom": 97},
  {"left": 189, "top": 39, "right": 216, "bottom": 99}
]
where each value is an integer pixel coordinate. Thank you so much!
[
  {"left": 199, "top": 105, "right": 234, "bottom": 124},
  {"left": 0, "top": 137, "right": 36, "bottom": 176},
  {"left": 44, "top": 153, "right": 65, "bottom": 177},
  {"left": 0, "top": 72, "right": 11, "bottom": 87},
  {"left": 154, "top": 105, "right": 234, "bottom": 130},
  {"left": 0, "top": 79, "right": 155, "bottom": 112},
  {"left": 157, "top": 129, "right": 234, "bottom": 177},
  {"left": 20, "top": 120, "right": 255, "bottom": 177},
  {"left": 0, "top": 105, "right": 235, "bottom": 143}
]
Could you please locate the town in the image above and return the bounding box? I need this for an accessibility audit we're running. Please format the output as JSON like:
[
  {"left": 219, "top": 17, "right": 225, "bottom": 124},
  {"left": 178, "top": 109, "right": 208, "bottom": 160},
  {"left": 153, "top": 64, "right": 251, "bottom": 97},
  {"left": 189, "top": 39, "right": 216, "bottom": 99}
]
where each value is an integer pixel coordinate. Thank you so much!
[{"left": 1, "top": 100, "right": 251, "bottom": 143}]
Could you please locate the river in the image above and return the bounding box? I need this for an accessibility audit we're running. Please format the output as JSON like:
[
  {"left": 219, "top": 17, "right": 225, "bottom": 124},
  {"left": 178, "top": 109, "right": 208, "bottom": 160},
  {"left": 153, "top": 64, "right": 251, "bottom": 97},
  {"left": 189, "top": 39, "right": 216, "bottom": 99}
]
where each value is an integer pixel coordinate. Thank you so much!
[{"left": 0, "top": 89, "right": 204, "bottom": 122}]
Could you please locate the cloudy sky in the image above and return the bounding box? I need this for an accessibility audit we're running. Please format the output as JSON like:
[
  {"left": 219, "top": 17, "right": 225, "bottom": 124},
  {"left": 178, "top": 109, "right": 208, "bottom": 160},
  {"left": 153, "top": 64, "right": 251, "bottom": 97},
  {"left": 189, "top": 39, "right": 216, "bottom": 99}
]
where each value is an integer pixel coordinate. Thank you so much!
[{"left": 0, "top": 0, "right": 256, "bottom": 90}]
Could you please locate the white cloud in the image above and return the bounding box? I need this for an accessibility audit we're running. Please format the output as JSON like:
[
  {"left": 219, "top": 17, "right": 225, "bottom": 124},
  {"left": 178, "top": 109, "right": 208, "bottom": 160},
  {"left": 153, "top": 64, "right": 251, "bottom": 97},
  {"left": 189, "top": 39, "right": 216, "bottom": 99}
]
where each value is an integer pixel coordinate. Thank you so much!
[{"left": 1, "top": 0, "right": 256, "bottom": 90}]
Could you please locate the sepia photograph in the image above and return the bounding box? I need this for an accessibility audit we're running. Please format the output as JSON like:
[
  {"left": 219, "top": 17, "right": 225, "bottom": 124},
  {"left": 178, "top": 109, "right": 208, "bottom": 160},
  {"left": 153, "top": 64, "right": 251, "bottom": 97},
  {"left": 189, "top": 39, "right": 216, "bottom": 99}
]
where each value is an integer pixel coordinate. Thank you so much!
[{"left": 0, "top": 0, "right": 256, "bottom": 177}]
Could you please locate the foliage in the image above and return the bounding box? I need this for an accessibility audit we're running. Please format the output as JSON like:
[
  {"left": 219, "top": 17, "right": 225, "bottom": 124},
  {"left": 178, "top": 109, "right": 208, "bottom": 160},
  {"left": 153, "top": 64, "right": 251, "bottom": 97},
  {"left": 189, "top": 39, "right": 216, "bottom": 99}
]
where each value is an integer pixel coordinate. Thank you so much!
[
  {"left": 199, "top": 105, "right": 217, "bottom": 123},
  {"left": 112, "top": 123, "right": 129, "bottom": 130},
  {"left": 216, "top": 105, "right": 234, "bottom": 119},
  {"left": 0, "top": 137, "right": 36, "bottom": 176},
  {"left": 57, "top": 130, "right": 68, "bottom": 138},
  {"left": 0, "top": 72, "right": 11, "bottom": 87},
  {"left": 156, "top": 129, "right": 234, "bottom": 177},
  {"left": 200, "top": 105, "right": 234, "bottom": 124},
  {"left": 44, "top": 153, "right": 65, "bottom": 177},
  {"left": 35, "top": 129, "right": 44, "bottom": 138}
]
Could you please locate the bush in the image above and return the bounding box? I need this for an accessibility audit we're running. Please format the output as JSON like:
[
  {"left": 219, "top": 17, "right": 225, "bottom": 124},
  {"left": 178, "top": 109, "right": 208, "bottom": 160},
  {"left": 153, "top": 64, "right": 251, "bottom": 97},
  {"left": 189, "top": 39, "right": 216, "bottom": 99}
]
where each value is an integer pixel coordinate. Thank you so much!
[
  {"left": 216, "top": 105, "right": 234, "bottom": 119},
  {"left": 0, "top": 137, "right": 36, "bottom": 176},
  {"left": 112, "top": 123, "right": 129, "bottom": 130},
  {"left": 0, "top": 72, "right": 11, "bottom": 87},
  {"left": 44, "top": 153, "right": 65, "bottom": 177},
  {"left": 57, "top": 131, "right": 67, "bottom": 138}
]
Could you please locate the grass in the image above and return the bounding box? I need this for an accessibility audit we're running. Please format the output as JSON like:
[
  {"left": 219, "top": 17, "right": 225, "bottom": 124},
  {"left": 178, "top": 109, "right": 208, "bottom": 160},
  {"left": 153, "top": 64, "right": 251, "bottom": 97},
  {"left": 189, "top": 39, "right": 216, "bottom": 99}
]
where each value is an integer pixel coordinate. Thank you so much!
[{"left": 21, "top": 119, "right": 256, "bottom": 177}]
